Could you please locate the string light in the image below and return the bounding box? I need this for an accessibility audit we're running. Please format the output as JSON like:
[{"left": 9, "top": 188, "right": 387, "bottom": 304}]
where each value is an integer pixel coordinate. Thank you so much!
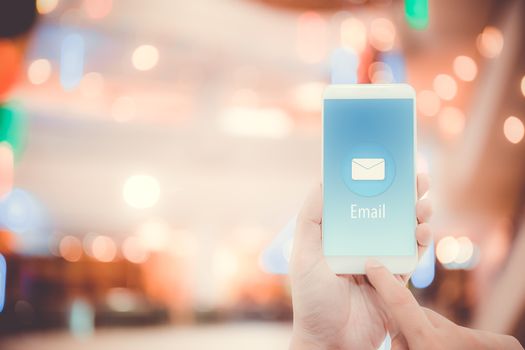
[
  {"left": 27, "top": 59, "right": 52, "bottom": 85},
  {"left": 36, "top": 0, "right": 59, "bottom": 15},
  {"left": 503, "top": 116, "right": 524, "bottom": 144},
  {"left": 477, "top": 26, "right": 504, "bottom": 58},
  {"left": 453, "top": 55, "right": 477, "bottom": 82},
  {"left": 59, "top": 235, "right": 83, "bottom": 262},
  {"left": 340, "top": 17, "right": 367, "bottom": 54},
  {"left": 436, "top": 236, "right": 459, "bottom": 264},
  {"left": 132, "top": 45, "right": 159, "bottom": 71},
  {"left": 438, "top": 107, "right": 465, "bottom": 136},
  {"left": 417, "top": 90, "right": 441, "bottom": 117},
  {"left": 370, "top": 18, "right": 396, "bottom": 52},
  {"left": 433, "top": 74, "right": 457, "bottom": 100}
]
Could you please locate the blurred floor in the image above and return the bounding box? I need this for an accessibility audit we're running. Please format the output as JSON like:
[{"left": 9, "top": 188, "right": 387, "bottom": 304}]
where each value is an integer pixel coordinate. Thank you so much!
[{"left": 0, "top": 322, "right": 292, "bottom": 350}]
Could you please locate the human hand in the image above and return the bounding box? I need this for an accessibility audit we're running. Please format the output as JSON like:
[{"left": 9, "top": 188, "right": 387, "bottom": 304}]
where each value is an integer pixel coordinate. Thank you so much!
[
  {"left": 289, "top": 174, "right": 432, "bottom": 350},
  {"left": 366, "top": 261, "right": 523, "bottom": 350}
]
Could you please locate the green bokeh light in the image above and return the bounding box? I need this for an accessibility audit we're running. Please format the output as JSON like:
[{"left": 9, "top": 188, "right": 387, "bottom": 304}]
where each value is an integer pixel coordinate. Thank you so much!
[
  {"left": 405, "top": 0, "right": 429, "bottom": 30},
  {"left": 0, "top": 102, "right": 27, "bottom": 160}
]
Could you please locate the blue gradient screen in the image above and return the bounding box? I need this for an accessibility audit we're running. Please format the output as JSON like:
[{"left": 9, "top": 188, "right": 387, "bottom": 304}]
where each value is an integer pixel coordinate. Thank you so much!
[{"left": 323, "top": 98, "right": 416, "bottom": 256}]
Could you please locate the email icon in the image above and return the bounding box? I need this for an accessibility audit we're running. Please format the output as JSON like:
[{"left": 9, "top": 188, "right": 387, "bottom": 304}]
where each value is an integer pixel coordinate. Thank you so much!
[{"left": 351, "top": 158, "right": 385, "bottom": 181}]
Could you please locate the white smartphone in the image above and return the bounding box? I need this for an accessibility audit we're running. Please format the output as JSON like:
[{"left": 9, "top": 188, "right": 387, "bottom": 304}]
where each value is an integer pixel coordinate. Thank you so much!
[{"left": 322, "top": 84, "right": 418, "bottom": 274}]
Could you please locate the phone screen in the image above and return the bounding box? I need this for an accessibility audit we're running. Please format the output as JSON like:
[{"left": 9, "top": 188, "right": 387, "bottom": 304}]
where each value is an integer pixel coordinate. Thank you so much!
[{"left": 323, "top": 97, "right": 416, "bottom": 257}]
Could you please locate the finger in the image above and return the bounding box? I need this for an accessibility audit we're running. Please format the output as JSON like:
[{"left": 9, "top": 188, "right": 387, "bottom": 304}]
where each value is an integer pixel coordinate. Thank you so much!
[
  {"left": 416, "top": 223, "right": 433, "bottom": 258},
  {"left": 417, "top": 173, "right": 430, "bottom": 199},
  {"left": 422, "top": 307, "right": 455, "bottom": 328},
  {"left": 416, "top": 198, "right": 432, "bottom": 224},
  {"left": 366, "top": 260, "right": 433, "bottom": 343},
  {"left": 290, "top": 183, "right": 323, "bottom": 271}
]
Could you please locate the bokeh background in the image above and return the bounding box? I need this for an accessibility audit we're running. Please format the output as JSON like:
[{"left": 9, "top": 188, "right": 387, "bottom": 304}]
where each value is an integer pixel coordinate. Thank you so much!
[{"left": 0, "top": 0, "right": 524, "bottom": 349}]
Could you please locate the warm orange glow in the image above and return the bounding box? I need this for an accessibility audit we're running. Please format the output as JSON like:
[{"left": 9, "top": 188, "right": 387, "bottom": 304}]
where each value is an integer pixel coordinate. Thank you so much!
[
  {"left": 503, "top": 116, "right": 524, "bottom": 144},
  {"left": 132, "top": 45, "right": 159, "bottom": 71},
  {"left": 59, "top": 235, "right": 83, "bottom": 262},
  {"left": 453, "top": 55, "right": 478, "bottom": 82},
  {"left": 417, "top": 90, "right": 441, "bottom": 117},
  {"left": 296, "top": 12, "right": 327, "bottom": 64},
  {"left": 36, "top": 0, "right": 59, "bottom": 14},
  {"left": 122, "top": 236, "right": 149, "bottom": 264},
  {"left": 436, "top": 236, "right": 459, "bottom": 264},
  {"left": 91, "top": 235, "right": 117, "bottom": 262},
  {"left": 79, "top": 72, "right": 104, "bottom": 99},
  {"left": 477, "top": 26, "right": 504, "bottom": 58},
  {"left": 83, "top": 0, "right": 112, "bottom": 19},
  {"left": 368, "top": 62, "right": 393, "bottom": 83},
  {"left": 111, "top": 96, "right": 136, "bottom": 122},
  {"left": 433, "top": 74, "right": 457, "bottom": 101},
  {"left": 521, "top": 75, "right": 525, "bottom": 97},
  {"left": 370, "top": 18, "right": 396, "bottom": 52},
  {"left": 454, "top": 236, "right": 474, "bottom": 264},
  {"left": 340, "top": 17, "right": 367, "bottom": 54},
  {"left": 293, "top": 82, "right": 326, "bottom": 112},
  {"left": 438, "top": 107, "right": 465, "bottom": 136},
  {"left": 0, "top": 143, "right": 14, "bottom": 198},
  {"left": 27, "top": 59, "right": 52, "bottom": 85}
]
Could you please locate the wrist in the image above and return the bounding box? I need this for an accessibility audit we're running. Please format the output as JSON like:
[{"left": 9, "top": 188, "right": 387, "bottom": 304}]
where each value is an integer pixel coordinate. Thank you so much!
[{"left": 290, "top": 328, "right": 329, "bottom": 350}]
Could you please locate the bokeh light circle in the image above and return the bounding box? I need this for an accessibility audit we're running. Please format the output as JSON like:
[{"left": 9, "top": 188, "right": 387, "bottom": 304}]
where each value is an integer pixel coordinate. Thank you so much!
[
  {"left": 122, "top": 174, "right": 160, "bottom": 209},
  {"left": 503, "top": 116, "right": 524, "bottom": 144}
]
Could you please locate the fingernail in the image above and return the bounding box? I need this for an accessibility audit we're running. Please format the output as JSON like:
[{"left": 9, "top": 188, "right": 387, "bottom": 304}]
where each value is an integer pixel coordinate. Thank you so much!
[{"left": 366, "top": 259, "right": 383, "bottom": 269}]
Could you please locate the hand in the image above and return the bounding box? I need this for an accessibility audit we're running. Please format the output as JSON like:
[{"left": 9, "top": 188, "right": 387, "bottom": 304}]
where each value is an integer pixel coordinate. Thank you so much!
[
  {"left": 289, "top": 174, "right": 433, "bottom": 350},
  {"left": 366, "top": 261, "right": 523, "bottom": 350}
]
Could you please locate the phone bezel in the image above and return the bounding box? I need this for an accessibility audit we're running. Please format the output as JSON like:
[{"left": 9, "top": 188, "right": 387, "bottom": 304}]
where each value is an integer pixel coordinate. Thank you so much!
[{"left": 322, "top": 84, "right": 418, "bottom": 275}]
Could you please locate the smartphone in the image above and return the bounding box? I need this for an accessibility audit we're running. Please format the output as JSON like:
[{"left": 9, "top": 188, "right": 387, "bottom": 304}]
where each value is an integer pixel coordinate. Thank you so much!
[{"left": 322, "top": 84, "right": 417, "bottom": 274}]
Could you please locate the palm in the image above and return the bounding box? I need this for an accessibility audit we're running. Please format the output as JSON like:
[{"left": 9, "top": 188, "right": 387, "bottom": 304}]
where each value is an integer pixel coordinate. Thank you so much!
[
  {"left": 292, "top": 256, "right": 388, "bottom": 349},
  {"left": 290, "top": 176, "right": 431, "bottom": 349}
]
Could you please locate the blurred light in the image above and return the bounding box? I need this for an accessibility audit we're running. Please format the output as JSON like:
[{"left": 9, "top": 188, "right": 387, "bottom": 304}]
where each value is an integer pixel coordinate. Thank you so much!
[
  {"left": 0, "top": 103, "right": 26, "bottom": 160},
  {"left": 0, "top": 188, "right": 40, "bottom": 233},
  {"left": 477, "top": 26, "right": 504, "bottom": 58},
  {"left": 0, "top": 253, "right": 5, "bottom": 312},
  {"left": 122, "top": 236, "right": 149, "bottom": 263},
  {"left": 60, "top": 34, "right": 85, "bottom": 91},
  {"left": 417, "top": 90, "right": 441, "bottom": 117},
  {"left": 436, "top": 236, "right": 459, "bottom": 264},
  {"left": 0, "top": 40, "right": 21, "bottom": 99},
  {"left": 111, "top": 96, "right": 136, "bottom": 122},
  {"left": 132, "top": 45, "right": 159, "bottom": 71},
  {"left": 106, "top": 288, "right": 136, "bottom": 312},
  {"left": 91, "top": 235, "right": 117, "bottom": 262},
  {"left": 370, "top": 18, "right": 396, "bottom": 52},
  {"left": 503, "top": 116, "right": 524, "bottom": 144},
  {"left": 79, "top": 72, "right": 104, "bottom": 99},
  {"left": 296, "top": 12, "right": 327, "bottom": 64},
  {"left": 122, "top": 174, "right": 160, "bottom": 209},
  {"left": 340, "top": 17, "right": 367, "bottom": 53},
  {"left": 454, "top": 236, "right": 474, "bottom": 264},
  {"left": 220, "top": 107, "right": 292, "bottom": 138},
  {"left": 136, "top": 219, "right": 171, "bottom": 252},
  {"left": 36, "top": 0, "right": 59, "bottom": 15},
  {"left": 15, "top": 300, "right": 34, "bottom": 325},
  {"left": 0, "top": 143, "right": 14, "bottom": 198},
  {"left": 433, "top": 74, "right": 457, "bottom": 100},
  {"left": 212, "top": 246, "right": 239, "bottom": 280},
  {"left": 330, "top": 48, "right": 359, "bottom": 84},
  {"left": 82, "top": 232, "right": 98, "bottom": 257},
  {"left": 83, "top": 0, "right": 112, "bottom": 19},
  {"left": 368, "top": 62, "right": 393, "bottom": 83},
  {"left": 260, "top": 215, "right": 296, "bottom": 274},
  {"left": 438, "top": 107, "right": 465, "bottom": 136},
  {"left": 411, "top": 241, "right": 435, "bottom": 288},
  {"left": 379, "top": 52, "right": 406, "bottom": 82},
  {"left": 231, "top": 89, "right": 259, "bottom": 107},
  {"left": 293, "top": 82, "right": 326, "bottom": 113},
  {"left": 69, "top": 298, "right": 94, "bottom": 339},
  {"left": 405, "top": 0, "right": 429, "bottom": 30},
  {"left": 521, "top": 75, "right": 525, "bottom": 97},
  {"left": 453, "top": 56, "right": 477, "bottom": 82},
  {"left": 27, "top": 59, "right": 52, "bottom": 85},
  {"left": 59, "top": 235, "right": 83, "bottom": 262}
]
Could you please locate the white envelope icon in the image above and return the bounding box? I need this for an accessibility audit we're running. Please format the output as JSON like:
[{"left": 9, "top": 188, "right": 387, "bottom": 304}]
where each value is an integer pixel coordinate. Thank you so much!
[{"left": 351, "top": 158, "right": 385, "bottom": 181}]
